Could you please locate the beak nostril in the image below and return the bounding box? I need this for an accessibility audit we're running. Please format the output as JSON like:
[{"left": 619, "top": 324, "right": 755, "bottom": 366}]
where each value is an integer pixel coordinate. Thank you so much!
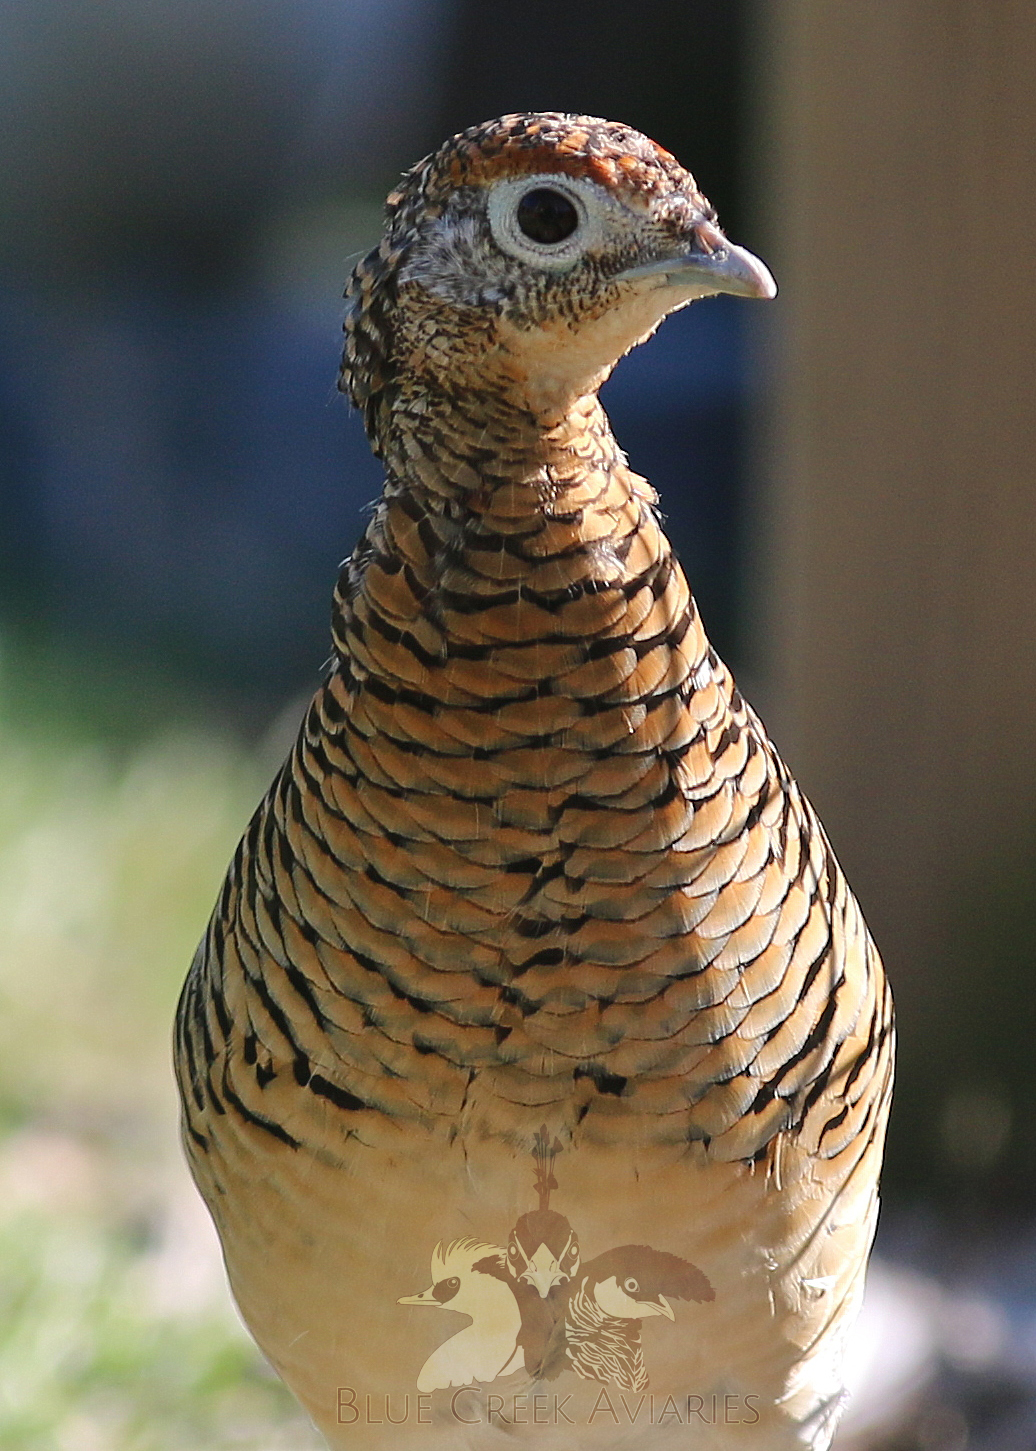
[{"left": 691, "top": 218, "right": 725, "bottom": 257}]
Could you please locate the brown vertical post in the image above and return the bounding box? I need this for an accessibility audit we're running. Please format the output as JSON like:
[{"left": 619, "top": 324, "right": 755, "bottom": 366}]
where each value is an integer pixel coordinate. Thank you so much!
[{"left": 751, "top": 0, "right": 1036, "bottom": 1172}]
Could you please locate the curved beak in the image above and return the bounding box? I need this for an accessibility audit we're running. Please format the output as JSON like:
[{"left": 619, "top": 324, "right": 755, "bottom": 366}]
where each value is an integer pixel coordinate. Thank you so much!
[
  {"left": 522, "top": 1264, "right": 564, "bottom": 1299},
  {"left": 616, "top": 218, "right": 776, "bottom": 301},
  {"left": 639, "top": 1293, "right": 675, "bottom": 1321},
  {"left": 397, "top": 1288, "right": 436, "bottom": 1306},
  {"left": 519, "top": 1242, "right": 570, "bottom": 1299}
]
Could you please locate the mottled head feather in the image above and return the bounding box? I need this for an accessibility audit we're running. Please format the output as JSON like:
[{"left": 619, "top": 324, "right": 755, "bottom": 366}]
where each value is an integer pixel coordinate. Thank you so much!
[{"left": 383, "top": 113, "right": 700, "bottom": 235}]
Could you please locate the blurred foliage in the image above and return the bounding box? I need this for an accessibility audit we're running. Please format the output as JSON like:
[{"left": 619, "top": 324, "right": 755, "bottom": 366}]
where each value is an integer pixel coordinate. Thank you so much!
[
  {"left": 0, "top": 636, "right": 318, "bottom": 1448},
  {"left": 0, "top": 1208, "right": 316, "bottom": 1451}
]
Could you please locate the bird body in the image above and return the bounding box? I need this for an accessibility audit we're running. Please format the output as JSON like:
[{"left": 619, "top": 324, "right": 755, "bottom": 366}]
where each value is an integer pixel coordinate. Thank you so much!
[{"left": 175, "top": 113, "right": 893, "bottom": 1450}]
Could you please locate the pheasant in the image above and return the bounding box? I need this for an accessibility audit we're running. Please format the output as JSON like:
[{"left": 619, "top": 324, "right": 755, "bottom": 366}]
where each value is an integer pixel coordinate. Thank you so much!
[{"left": 175, "top": 112, "right": 893, "bottom": 1450}]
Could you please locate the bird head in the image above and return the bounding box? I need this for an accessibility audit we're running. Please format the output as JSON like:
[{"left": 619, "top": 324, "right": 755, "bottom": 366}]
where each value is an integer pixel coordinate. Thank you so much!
[
  {"left": 583, "top": 1245, "right": 716, "bottom": 1323},
  {"left": 397, "top": 1238, "right": 505, "bottom": 1315},
  {"left": 505, "top": 1209, "right": 580, "bottom": 1299},
  {"left": 340, "top": 112, "right": 775, "bottom": 433}
]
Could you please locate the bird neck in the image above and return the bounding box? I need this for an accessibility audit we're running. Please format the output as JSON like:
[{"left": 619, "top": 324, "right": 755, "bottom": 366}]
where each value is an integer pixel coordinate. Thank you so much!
[
  {"left": 327, "top": 374, "right": 717, "bottom": 769},
  {"left": 370, "top": 379, "right": 628, "bottom": 505},
  {"left": 332, "top": 381, "right": 692, "bottom": 698}
]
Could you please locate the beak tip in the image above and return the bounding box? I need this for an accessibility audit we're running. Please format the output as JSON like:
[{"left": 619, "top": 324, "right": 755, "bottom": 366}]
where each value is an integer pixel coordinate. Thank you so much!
[
  {"left": 754, "top": 269, "right": 778, "bottom": 302},
  {"left": 724, "top": 244, "right": 778, "bottom": 301}
]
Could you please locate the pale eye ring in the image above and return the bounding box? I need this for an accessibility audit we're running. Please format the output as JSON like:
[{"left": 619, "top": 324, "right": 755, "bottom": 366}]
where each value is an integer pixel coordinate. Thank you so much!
[
  {"left": 623, "top": 1277, "right": 640, "bottom": 1295},
  {"left": 486, "top": 174, "right": 600, "bottom": 271}
]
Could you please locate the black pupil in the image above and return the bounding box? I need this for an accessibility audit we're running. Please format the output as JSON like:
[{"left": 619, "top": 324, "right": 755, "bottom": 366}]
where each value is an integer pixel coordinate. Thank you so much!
[{"left": 516, "top": 188, "right": 579, "bottom": 245}]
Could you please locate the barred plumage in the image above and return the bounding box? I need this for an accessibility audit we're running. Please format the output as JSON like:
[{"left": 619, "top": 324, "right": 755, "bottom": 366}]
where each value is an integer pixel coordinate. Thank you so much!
[
  {"left": 564, "top": 1280, "right": 648, "bottom": 1393},
  {"left": 175, "top": 113, "right": 892, "bottom": 1450}
]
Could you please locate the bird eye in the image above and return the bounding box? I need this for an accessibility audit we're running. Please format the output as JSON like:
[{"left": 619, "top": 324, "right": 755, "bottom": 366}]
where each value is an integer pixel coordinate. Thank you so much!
[
  {"left": 486, "top": 174, "right": 597, "bottom": 271},
  {"left": 623, "top": 1277, "right": 640, "bottom": 1294},
  {"left": 432, "top": 1275, "right": 461, "bottom": 1303},
  {"left": 515, "top": 188, "right": 580, "bottom": 245}
]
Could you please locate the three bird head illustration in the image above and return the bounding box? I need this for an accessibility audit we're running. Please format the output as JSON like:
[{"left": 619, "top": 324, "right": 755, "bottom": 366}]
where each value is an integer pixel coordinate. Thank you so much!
[{"left": 396, "top": 1135, "right": 717, "bottom": 1395}]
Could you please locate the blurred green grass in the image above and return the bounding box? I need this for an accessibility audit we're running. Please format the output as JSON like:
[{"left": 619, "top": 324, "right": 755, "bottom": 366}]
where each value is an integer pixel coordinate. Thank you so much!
[{"left": 0, "top": 634, "right": 322, "bottom": 1450}]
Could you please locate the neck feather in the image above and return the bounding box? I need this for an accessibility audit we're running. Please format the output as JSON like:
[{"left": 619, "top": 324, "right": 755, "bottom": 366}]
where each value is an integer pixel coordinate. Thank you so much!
[
  {"left": 371, "top": 379, "right": 624, "bottom": 498},
  {"left": 331, "top": 384, "right": 707, "bottom": 727}
]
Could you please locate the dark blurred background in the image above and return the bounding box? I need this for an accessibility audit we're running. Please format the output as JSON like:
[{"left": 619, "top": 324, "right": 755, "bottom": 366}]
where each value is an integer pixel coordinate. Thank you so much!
[
  {"left": 1, "top": 2, "right": 1034, "bottom": 1448},
  {"left": 0, "top": 0, "right": 753, "bottom": 717}
]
